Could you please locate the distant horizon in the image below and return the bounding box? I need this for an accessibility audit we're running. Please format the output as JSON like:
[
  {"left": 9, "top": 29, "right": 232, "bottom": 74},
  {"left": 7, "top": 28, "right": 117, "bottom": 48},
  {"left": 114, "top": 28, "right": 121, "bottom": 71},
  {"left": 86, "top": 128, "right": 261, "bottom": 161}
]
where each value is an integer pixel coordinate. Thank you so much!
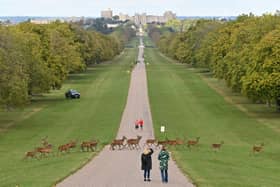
[
  {"left": 0, "top": 15, "right": 239, "bottom": 18},
  {"left": 1, "top": 0, "right": 280, "bottom": 17}
]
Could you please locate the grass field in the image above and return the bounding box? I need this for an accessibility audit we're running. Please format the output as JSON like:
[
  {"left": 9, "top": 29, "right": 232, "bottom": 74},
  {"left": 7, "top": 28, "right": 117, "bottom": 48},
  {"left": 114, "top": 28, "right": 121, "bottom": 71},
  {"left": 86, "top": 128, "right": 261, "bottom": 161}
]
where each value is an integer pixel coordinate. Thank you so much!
[
  {"left": 145, "top": 47, "right": 280, "bottom": 187},
  {"left": 0, "top": 38, "right": 138, "bottom": 187}
]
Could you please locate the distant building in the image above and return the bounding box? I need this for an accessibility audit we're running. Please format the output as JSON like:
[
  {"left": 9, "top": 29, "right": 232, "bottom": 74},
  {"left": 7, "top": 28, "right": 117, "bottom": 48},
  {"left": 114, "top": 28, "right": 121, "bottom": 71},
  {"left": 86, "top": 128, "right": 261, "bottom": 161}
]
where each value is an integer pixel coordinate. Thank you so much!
[
  {"left": 30, "top": 19, "right": 53, "bottom": 24},
  {"left": 163, "top": 11, "right": 176, "bottom": 20},
  {"left": 64, "top": 17, "right": 85, "bottom": 23},
  {"left": 119, "top": 13, "right": 130, "bottom": 21},
  {"left": 133, "top": 11, "right": 176, "bottom": 25},
  {"left": 101, "top": 9, "right": 113, "bottom": 19},
  {"left": 117, "top": 10, "right": 176, "bottom": 25}
]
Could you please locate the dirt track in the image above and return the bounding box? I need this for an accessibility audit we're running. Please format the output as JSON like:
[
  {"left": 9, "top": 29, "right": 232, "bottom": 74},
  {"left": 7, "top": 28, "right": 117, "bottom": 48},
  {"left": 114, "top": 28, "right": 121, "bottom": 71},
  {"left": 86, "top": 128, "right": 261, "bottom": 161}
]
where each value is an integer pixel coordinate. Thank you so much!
[{"left": 56, "top": 37, "right": 194, "bottom": 187}]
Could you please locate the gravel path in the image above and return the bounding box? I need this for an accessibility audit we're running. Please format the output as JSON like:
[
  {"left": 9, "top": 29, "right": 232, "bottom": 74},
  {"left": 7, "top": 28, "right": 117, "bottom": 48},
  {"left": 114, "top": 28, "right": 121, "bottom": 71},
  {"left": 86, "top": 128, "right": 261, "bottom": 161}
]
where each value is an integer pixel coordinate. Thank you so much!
[{"left": 56, "top": 37, "right": 194, "bottom": 187}]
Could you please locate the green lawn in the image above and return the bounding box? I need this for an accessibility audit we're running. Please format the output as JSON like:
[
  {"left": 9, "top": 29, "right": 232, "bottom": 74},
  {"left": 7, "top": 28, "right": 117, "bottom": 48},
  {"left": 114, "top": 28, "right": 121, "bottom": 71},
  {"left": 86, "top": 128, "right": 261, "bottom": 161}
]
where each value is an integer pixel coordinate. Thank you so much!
[
  {"left": 145, "top": 48, "right": 280, "bottom": 187},
  {"left": 0, "top": 39, "right": 137, "bottom": 187}
]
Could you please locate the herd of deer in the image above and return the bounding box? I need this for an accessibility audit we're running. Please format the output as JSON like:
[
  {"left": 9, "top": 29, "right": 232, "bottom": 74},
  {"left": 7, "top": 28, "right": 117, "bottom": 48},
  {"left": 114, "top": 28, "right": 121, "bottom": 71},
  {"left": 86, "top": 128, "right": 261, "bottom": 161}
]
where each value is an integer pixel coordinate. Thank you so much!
[
  {"left": 110, "top": 136, "right": 265, "bottom": 154},
  {"left": 110, "top": 136, "right": 142, "bottom": 150},
  {"left": 25, "top": 136, "right": 265, "bottom": 159},
  {"left": 24, "top": 136, "right": 99, "bottom": 160}
]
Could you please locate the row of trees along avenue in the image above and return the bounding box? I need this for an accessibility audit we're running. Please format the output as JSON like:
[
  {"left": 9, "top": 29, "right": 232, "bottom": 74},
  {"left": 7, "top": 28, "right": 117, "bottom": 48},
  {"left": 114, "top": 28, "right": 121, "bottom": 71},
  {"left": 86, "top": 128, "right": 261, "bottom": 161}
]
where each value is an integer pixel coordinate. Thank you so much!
[
  {"left": 0, "top": 21, "right": 136, "bottom": 109},
  {"left": 148, "top": 14, "right": 280, "bottom": 109}
]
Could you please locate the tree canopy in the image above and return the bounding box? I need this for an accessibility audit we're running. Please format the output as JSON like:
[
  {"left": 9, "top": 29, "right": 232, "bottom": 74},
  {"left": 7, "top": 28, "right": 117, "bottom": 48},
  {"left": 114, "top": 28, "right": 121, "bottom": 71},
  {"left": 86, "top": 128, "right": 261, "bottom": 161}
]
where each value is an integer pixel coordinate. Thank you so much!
[
  {"left": 149, "top": 14, "right": 280, "bottom": 107},
  {"left": 0, "top": 21, "right": 135, "bottom": 108}
]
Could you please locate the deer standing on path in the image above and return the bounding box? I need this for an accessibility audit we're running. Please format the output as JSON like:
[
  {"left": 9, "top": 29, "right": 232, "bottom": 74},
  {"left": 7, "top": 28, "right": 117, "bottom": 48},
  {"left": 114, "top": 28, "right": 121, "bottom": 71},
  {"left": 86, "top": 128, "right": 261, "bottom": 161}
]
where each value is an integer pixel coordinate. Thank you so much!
[
  {"left": 110, "top": 136, "right": 127, "bottom": 150},
  {"left": 145, "top": 139, "right": 157, "bottom": 148},
  {"left": 127, "top": 136, "right": 142, "bottom": 150}
]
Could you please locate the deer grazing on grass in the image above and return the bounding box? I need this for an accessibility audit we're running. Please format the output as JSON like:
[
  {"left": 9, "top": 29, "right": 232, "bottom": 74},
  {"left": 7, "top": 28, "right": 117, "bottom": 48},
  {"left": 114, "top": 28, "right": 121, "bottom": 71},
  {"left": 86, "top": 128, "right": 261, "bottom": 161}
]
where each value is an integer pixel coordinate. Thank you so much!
[
  {"left": 81, "top": 140, "right": 99, "bottom": 152},
  {"left": 212, "top": 141, "right": 224, "bottom": 151},
  {"left": 127, "top": 136, "right": 142, "bottom": 150},
  {"left": 252, "top": 143, "right": 264, "bottom": 154},
  {"left": 187, "top": 137, "right": 200, "bottom": 148},
  {"left": 110, "top": 136, "right": 127, "bottom": 150}
]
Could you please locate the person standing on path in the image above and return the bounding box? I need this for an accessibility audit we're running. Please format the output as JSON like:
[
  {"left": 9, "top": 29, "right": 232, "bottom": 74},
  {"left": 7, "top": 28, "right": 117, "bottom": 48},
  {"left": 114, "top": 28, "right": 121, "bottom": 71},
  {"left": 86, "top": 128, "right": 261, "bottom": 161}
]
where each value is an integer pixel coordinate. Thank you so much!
[
  {"left": 135, "top": 119, "right": 139, "bottom": 129},
  {"left": 141, "top": 148, "right": 154, "bottom": 182},
  {"left": 139, "top": 119, "right": 144, "bottom": 130},
  {"left": 158, "top": 146, "right": 170, "bottom": 183}
]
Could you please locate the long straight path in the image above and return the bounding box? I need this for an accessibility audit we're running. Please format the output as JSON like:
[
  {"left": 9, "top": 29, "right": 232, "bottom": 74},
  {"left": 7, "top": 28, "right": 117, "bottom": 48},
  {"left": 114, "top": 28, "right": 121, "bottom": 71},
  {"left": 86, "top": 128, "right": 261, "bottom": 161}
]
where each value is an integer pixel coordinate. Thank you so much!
[{"left": 57, "top": 36, "right": 194, "bottom": 187}]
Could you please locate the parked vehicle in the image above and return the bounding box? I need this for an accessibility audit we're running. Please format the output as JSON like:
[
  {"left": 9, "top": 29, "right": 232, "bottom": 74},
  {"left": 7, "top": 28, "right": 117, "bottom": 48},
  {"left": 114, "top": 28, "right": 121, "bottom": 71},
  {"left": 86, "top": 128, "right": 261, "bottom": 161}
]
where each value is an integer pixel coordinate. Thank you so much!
[{"left": 65, "top": 89, "right": 80, "bottom": 99}]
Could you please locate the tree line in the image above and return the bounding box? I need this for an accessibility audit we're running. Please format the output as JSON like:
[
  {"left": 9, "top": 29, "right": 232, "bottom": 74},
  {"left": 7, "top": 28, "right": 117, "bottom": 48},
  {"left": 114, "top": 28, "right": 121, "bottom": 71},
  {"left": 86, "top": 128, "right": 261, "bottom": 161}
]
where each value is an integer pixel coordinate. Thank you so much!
[
  {"left": 0, "top": 21, "right": 135, "bottom": 108},
  {"left": 148, "top": 14, "right": 280, "bottom": 108}
]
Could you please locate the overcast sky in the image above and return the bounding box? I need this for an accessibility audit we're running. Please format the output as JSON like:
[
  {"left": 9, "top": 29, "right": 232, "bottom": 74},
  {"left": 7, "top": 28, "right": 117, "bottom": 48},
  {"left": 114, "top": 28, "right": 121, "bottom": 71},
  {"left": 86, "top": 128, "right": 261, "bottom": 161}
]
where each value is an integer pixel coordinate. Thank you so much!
[{"left": 1, "top": 0, "right": 280, "bottom": 17}]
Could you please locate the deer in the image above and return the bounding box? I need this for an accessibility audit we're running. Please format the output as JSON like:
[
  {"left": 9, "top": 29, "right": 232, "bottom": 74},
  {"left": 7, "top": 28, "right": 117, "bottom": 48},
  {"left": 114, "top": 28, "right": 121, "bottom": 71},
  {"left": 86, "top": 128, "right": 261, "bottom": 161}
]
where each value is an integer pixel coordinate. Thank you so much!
[
  {"left": 175, "top": 138, "right": 185, "bottom": 146},
  {"left": 187, "top": 137, "right": 200, "bottom": 148},
  {"left": 145, "top": 139, "right": 158, "bottom": 147},
  {"left": 127, "top": 136, "right": 142, "bottom": 150},
  {"left": 156, "top": 140, "right": 169, "bottom": 149},
  {"left": 36, "top": 147, "right": 52, "bottom": 158},
  {"left": 110, "top": 136, "right": 127, "bottom": 150},
  {"left": 41, "top": 136, "right": 52, "bottom": 148},
  {"left": 24, "top": 150, "right": 38, "bottom": 160},
  {"left": 252, "top": 143, "right": 264, "bottom": 154},
  {"left": 67, "top": 140, "right": 77, "bottom": 149},
  {"left": 81, "top": 140, "right": 99, "bottom": 152},
  {"left": 212, "top": 141, "right": 224, "bottom": 151},
  {"left": 165, "top": 138, "right": 178, "bottom": 146},
  {"left": 58, "top": 144, "right": 71, "bottom": 154}
]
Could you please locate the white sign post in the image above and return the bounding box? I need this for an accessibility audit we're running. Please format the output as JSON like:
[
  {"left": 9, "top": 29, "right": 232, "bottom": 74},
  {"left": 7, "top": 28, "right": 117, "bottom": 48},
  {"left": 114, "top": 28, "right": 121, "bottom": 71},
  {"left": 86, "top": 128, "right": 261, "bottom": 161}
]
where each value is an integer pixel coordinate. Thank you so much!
[{"left": 160, "top": 126, "right": 165, "bottom": 133}]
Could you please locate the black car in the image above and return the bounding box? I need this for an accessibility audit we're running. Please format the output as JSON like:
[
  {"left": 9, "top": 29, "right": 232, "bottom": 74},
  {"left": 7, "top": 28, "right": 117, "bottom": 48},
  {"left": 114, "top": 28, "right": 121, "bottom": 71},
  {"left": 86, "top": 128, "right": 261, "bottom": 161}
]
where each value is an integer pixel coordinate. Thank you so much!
[{"left": 65, "top": 89, "right": 80, "bottom": 99}]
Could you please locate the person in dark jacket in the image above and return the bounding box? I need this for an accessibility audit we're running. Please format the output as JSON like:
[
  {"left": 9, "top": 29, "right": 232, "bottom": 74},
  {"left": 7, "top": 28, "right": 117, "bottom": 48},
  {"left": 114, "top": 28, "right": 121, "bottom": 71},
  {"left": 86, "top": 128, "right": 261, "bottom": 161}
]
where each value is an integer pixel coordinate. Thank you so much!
[
  {"left": 141, "top": 147, "right": 154, "bottom": 181},
  {"left": 135, "top": 119, "right": 139, "bottom": 129}
]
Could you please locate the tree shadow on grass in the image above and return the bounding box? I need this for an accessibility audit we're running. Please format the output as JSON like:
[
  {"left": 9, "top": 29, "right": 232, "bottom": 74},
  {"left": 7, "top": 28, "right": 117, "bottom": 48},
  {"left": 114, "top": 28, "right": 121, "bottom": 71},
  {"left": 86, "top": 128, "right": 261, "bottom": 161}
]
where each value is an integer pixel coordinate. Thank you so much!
[{"left": 31, "top": 95, "right": 66, "bottom": 105}]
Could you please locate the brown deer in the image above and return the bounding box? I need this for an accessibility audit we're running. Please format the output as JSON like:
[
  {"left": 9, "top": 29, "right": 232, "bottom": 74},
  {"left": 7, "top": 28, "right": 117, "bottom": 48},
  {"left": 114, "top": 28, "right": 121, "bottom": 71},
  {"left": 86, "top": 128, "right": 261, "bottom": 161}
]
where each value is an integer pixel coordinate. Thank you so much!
[
  {"left": 67, "top": 140, "right": 77, "bottom": 149},
  {"left": 212, "top": 141, "right": 224, "bottom": 151},
  {"left": 110, "top": 136, "right": 127, "bottom": 150},
  {"left": 127, "top": 136, "right": 142, "bottom": 150},
  {"left": 145, "top": 139, "right": 158, "bottom": 147},
  {"left": 166, "top": 138, "right": 178, "bottom": 146},
  {"left": 24, "top": 150, "right": 38, "bottom": 160},
  {"left": 175, "top": 138, "right": 186, "bottom": 148},
  {"left": 252, "top": 143, "right": 264, "bottom": 154},
  {"left": 41, "top": 136, "right": 52, "bottom": 148},
  {"left": 58, "top": 144, "right": 70, "bottom": 154},
  {"left": 81, "top": 140, "right": 98, "bottom": 152},
  {"left": 36, "top": 147, "right": 52, "bottom": 157},
  {"left": 157, "top": 140, "right": 169, "bottom": 148},
  {"left": 187, "top": 137, "right": 200, "bottom": 148}
]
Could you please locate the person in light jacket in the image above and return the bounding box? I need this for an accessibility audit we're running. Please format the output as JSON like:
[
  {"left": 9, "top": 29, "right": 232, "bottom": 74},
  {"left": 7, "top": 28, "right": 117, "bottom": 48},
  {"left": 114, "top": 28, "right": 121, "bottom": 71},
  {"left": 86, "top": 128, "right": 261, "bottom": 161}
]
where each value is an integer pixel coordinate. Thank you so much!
[{"left": 158, "top": 146, "right": 170, "bottom": 183}]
